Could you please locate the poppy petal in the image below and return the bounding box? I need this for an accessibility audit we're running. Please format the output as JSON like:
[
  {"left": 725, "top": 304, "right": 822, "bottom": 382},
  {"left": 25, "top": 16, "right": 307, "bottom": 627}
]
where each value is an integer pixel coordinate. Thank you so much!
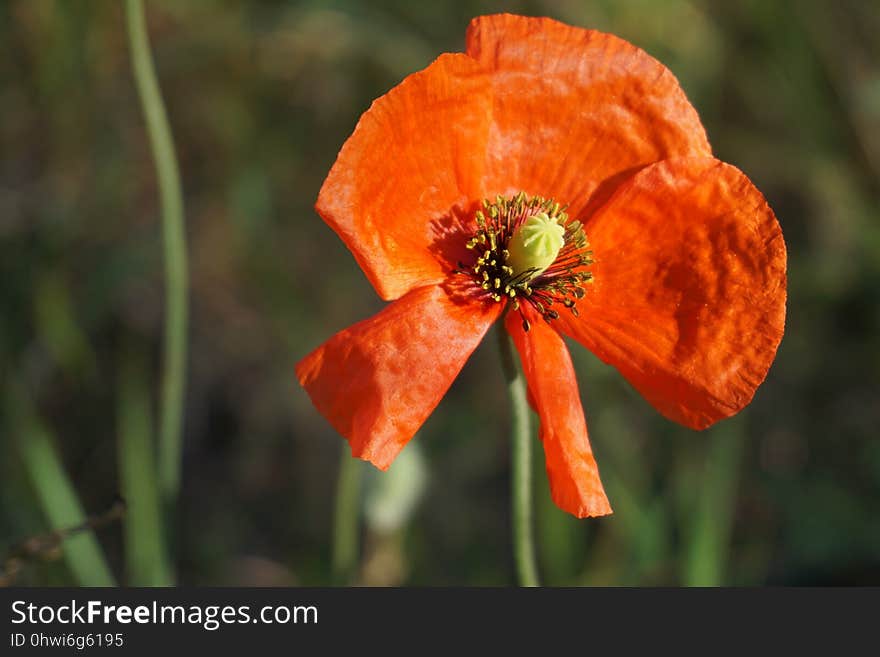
[
  {"left": 316, "top": 53, "right": 492, "bottom": 301},
  {"left": 296, "top": 285, "right": 502, "bottom": 469},
  {"left": 559, "top": 157, "right": 787, "bottom": 429},
  {"left": 505, "top": 309, "right": 612, "bottom": 518},
  {"left": 465, "top": 14, "right": 712, "bottom": 217}
]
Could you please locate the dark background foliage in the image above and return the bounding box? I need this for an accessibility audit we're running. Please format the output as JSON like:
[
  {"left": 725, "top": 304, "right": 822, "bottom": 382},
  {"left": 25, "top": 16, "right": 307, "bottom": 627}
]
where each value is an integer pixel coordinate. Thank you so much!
[{"left": 1, "top": 0, "right": 878, "bottom": 585}]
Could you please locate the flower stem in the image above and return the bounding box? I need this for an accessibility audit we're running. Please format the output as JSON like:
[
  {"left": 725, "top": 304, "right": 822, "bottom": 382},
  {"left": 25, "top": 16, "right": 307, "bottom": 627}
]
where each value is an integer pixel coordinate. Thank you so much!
[
  {"left": 332, "top": 448, "right": 363, "bottom": 585},
  {"left": 496, "top": 325, "right": 539, "bottom": 587},
  {"left": 124, "top": 0, "right": 189, "bottom": 504},
  {"left": 684, "top": 418, "right": 744, "bottom": 586}
]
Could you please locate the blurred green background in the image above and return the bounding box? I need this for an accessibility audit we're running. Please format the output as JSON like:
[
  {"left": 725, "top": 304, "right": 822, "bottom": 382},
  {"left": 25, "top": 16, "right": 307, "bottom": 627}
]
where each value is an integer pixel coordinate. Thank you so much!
[{"left": 1, "top": 0, "right": 878, "bottom": 586}]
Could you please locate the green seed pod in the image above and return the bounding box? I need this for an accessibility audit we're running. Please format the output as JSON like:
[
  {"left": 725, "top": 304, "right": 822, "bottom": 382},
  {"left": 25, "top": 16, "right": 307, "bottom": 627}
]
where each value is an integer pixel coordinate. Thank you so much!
[{"left": 505, "top": 212, "right": 565, "bottom": 280}]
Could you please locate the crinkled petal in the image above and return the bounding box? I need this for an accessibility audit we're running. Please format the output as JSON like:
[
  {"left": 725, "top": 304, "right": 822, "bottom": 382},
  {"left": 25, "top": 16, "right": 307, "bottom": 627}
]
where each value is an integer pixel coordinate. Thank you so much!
[
  {"left": 465, "top": 14, "right": 712, "bottom": 217},
  {"left": 559, "top": 157, "right": 787, "bottom": 429},
  {"left": 506, "top": 308, "right": 611, "bottom": 518},
  {"left": 316, "top": 53, "right": 492, "bottom": 301},
  {"left": 296, "top": 285, "right": 501, "bottom": 469}
]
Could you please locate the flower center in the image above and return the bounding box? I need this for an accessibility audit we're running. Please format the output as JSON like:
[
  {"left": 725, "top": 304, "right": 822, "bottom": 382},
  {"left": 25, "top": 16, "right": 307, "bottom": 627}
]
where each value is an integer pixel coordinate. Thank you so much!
[
  {"left": 506, "top": 212, "right": 566, "bottom": 279},
  {"left": 457, "top": 193, "right": 593, "bottom": 330}
]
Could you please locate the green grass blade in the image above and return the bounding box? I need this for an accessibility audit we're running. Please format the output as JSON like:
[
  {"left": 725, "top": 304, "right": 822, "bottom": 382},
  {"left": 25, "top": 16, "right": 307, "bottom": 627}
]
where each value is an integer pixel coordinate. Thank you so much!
[
  {"left": 7, "top": 386, "right": 116, "bottom": 586},
  {"left": 118, "top": 348, "right": 173, "bottom": 586}
]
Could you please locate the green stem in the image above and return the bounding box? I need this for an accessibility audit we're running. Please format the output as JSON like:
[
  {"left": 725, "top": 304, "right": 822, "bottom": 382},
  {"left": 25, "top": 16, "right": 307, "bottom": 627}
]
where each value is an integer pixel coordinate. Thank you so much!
[
  {"left": 6, "top": 386, "right": 116, "bottom": 587},
  {"left": 118, "top": 348, "right": 173, "bottom": 586},
  {"left": 684, "top": 420, "right": 744, "bottom": 586},
  {"left": 332, "top": 448, "right": 363, "bottom": 585},
  {"left": 124, "top": 0, "right": 188, "bottom": 504},
  {"left": 497, "top": 325, "right": 539, "bottom": 587}
]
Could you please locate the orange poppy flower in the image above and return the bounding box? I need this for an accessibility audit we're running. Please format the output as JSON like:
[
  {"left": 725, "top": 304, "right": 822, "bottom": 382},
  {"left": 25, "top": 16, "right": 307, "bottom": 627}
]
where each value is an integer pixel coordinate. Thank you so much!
[{"left": 297, "top": 14, "right": 786, "bottom": 518}]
